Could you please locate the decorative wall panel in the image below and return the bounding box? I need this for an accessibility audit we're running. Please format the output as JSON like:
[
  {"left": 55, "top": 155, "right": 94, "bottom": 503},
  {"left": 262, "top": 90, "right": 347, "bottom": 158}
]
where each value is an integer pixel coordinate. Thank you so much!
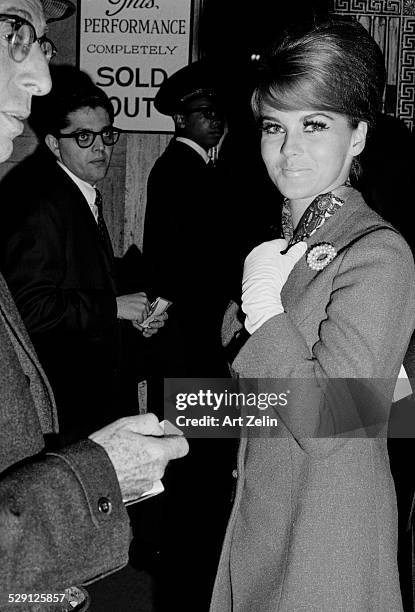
[{"left": 332, "top": 0, "right": 415, "bottom": 129}]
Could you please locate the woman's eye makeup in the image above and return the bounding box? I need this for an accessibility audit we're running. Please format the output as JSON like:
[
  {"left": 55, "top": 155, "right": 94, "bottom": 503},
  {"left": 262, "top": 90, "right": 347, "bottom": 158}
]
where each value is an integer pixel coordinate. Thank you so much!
[
  {"left": 259, "top": 117, "right": 330, "bottom": 135},
  {"left": 260, "top": 121, "right": 285, "bottom": 134},
  {"left": 303, "top": 119, "right": 329, "bottom": 132}
]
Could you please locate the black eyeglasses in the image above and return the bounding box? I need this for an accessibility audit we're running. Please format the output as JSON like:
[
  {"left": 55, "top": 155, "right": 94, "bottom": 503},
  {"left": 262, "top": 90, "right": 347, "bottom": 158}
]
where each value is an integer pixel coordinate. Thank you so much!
[
  {"left": 57, "top": 127, "right": 122, "bottom": 148},
  {"left": 186, "top": 107, "right": 224, "bottom": 122},
  {"left": 0, "top": 14, "right": 57, "bottom": 63}
]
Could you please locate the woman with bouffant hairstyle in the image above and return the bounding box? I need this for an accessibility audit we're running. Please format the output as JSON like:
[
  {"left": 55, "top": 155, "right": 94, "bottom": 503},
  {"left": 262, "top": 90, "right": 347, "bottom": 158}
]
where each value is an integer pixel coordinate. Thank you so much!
[
  {"left": 210, "top": 16, "right": 414, "bottom": 612},
  {"left": 250, "top": 16, "right": 386, "bottom": 179}
]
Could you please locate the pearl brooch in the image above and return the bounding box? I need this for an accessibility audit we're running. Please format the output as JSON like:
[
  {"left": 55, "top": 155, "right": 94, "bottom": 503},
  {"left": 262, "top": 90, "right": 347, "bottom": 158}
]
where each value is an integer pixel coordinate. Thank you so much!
[{"left": 306, "top": 243, "right": 337, "bottom": 271}]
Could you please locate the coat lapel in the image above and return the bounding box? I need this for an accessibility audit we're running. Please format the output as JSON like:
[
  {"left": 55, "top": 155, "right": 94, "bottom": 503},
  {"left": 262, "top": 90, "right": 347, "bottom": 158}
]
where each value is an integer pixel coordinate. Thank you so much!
[{"left": 283, "top": 188, "right": 395, "bottom": 305}]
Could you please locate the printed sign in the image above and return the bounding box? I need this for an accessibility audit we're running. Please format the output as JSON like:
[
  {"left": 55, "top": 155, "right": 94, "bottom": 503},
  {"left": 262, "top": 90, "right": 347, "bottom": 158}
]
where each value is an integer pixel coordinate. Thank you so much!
[{"left": 78, "top": 0, "right": 193, "bottom": 132}]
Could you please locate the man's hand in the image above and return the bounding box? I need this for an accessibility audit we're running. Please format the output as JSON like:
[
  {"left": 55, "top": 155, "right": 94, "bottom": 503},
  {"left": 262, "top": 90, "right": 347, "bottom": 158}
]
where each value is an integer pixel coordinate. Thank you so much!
[
  {"left": 242, "top": 239, "right": 307, "bottom": 334},
  {"left": 89, "top": 413, "right": 189, "bottom": 501},
  {"left": 132, "top": 312, "right": 168, "bottom": 337},
  {"left": 116, "top": 292, "right": 150, "bottom": 322}
]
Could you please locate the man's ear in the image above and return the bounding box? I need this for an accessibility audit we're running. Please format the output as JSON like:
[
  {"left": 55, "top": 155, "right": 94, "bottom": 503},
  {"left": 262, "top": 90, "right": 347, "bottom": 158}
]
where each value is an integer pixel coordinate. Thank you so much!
[
  {"left": 45, "top": 134, "right": 62, "bottom": 161},
  {"left": 173, "top": 113, "right": 186, "bottom": 129},
  {"left": 351, "top": 121, "right": 368, "bottom": 157}
]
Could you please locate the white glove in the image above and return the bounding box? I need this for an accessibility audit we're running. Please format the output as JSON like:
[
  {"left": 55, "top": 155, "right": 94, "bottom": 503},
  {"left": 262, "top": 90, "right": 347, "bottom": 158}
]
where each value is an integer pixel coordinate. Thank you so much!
[{"left": 242, "top": 238, "right": 307, "bottom": 334}]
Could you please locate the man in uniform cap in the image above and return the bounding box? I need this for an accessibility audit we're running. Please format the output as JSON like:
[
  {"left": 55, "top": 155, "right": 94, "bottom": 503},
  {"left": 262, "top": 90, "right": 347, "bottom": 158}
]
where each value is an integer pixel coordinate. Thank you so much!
[
  {"left": 143, "top": 61, "right": 237, "bottom": 612},
  {"left": 153, "top": 58, "right": 220, "bottom": 114},
  {"left": 0, "top": 1, "right": 188, "bottom": 608},
  {"left": 144, "top": 59, "right": 229, "bottom": 378}
]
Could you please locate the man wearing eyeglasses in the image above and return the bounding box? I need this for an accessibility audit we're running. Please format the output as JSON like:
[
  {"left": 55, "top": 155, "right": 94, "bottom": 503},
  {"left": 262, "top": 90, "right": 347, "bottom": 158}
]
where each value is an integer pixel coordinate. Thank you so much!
[
  {"left": 0, "top": 1, "right": 188, "bottom": 606},
  {"left": 1, "top": 77, "right": 165, "bottom": 444}
]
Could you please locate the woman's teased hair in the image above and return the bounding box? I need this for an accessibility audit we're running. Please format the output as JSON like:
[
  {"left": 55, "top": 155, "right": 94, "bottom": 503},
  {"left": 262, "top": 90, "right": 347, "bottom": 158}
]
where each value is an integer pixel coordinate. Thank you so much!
[{"left": 252, "top": 16, "right": 386, "bottom": 132}]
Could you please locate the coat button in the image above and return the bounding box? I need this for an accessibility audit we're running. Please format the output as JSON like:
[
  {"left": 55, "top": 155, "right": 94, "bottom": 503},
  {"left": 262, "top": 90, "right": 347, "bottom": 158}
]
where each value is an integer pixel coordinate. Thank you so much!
[
  {"left": 232, "top": 469, "right": 238, "bottom": 479},
  {"left": 98, "top": 497, "right": 112, "bottom": 514}
]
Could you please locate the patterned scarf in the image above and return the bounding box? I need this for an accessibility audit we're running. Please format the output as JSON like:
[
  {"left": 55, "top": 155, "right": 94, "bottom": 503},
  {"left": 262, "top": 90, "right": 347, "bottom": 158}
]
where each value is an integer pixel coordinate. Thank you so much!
[{"left": 282, "top": 191, "right": 346, "bottom": 246}]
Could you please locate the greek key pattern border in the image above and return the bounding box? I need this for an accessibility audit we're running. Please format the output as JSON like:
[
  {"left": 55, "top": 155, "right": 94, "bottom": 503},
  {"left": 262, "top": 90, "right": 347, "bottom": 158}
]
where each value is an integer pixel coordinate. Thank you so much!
[
  {"left": 332, "top": 0, "right": 414, "bottom": 128},
  {"left": 333, "top": 0, "right": 402, "bottom": 14},
  {"left": 399, "top": 18, "right": 415, "bottom": 128}
]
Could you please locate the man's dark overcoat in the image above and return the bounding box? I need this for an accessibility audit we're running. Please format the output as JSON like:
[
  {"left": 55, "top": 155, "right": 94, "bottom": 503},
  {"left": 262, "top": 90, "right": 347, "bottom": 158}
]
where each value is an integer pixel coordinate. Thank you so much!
[{"left": 0, "top": 149, "right": 140, "bottom": 443}]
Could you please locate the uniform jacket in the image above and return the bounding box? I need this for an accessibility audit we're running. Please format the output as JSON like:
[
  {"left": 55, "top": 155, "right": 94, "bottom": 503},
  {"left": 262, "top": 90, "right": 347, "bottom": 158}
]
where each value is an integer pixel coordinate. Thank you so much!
[
  {"left": 143, "top": 138, "right": 232, "bottom": 377},
  {"left": 210, "top": 188, "right": 415, "bottom": 612},
  {"left": 0, "top": 269, "right": 130, "bottom": 609},
  {"left": 143, "top": 140, "right": 238, "bottom": 610},
  {"left": 0, "top": 149, "right": 138, "bottom": 442}
]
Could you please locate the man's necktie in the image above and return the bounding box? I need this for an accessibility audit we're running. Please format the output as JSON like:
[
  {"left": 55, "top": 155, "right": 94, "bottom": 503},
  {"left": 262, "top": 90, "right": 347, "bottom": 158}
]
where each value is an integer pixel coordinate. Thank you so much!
[
  {"left": 94, "top": 188, "right": 108, "bottom": 245},
  {"left": 95, "top": 188, "right": 115, "bottom": 291}
]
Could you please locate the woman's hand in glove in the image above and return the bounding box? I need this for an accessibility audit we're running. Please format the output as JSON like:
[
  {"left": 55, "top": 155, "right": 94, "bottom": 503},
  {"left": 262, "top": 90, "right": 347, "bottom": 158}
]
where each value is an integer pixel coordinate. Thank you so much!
[{"left": 242, "top": 239, "right": 307, "bottom": 334}]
